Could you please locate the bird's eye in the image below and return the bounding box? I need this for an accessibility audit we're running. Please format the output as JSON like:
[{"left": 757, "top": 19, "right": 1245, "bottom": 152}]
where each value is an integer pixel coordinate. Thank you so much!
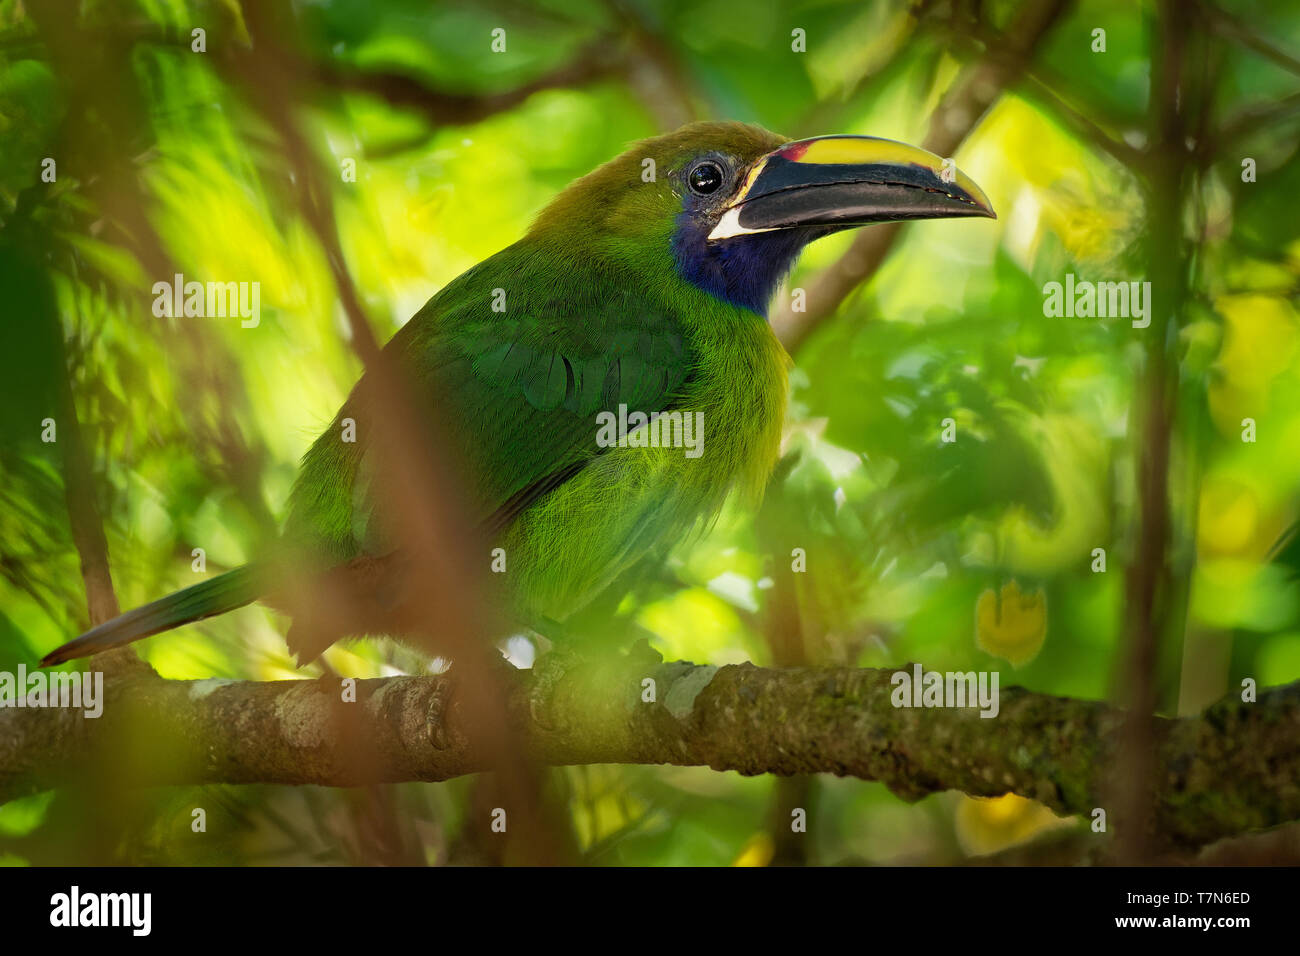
[{"left": 688, "top": 161, "right": 725, "bottom": 195}]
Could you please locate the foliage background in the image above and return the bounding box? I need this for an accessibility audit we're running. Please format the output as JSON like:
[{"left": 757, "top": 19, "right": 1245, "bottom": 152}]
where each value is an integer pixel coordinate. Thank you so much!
[{"left": 1, "top": 0, "right": 1299, "bottom": 864}]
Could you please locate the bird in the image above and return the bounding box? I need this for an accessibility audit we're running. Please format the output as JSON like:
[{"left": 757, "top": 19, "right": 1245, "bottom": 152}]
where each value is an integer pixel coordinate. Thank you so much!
[{"left": 40, "top": 121, "right": 993, "bottom": 669}]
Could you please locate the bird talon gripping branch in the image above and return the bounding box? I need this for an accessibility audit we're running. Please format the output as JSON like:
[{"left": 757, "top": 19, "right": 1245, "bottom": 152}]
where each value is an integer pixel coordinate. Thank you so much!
[{"left": 425, "top": 679, "right": 455, "bottom": 751}]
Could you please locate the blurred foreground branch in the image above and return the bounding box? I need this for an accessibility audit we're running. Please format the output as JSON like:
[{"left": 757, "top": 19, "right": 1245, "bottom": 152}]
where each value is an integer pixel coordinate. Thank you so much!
[
  {"left": 313, "top": 38, "right": 626, "bottom": 127},
  {"left": 220, "top": 0, "right": 571, "bottom": 863},
  {"left": 2, "top": 655, "right": 1297, "bottom": 851}
]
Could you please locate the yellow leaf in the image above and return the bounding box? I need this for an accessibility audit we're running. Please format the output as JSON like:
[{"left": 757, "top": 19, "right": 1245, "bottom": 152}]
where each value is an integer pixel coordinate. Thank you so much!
[
  {"left": 975, "top": 580, "right": 1047, "bottom": 666},
  {"left": 955, "top": 794, "right": 1072, "bottom": 856},
  {"left": 732, "top": 833, "right": 774, "bottom": 867},
  {"left": 1197, "top": 476, "right": 1260, "bottom": 558}
]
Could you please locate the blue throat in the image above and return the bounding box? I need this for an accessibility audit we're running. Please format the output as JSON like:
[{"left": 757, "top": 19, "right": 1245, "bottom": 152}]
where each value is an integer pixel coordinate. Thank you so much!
[{"left": 671, "top": 213, "right": 811, "bottom": 316}]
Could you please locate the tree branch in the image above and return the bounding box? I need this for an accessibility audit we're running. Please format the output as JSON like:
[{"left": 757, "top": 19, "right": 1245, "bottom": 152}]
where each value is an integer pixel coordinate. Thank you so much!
[
  {"left": 1214, "top": 89, "right": 1300, "bottom": 146},
  {"left": 3, "top": 655, "right": 1297, "bottom": 851},
  {"left": 1019, "top": 67, "right": 1146, "bottom": 168},
  {"left": 1195, "top": 0, "right": 1300, "bottom": 78},
  {"left": 1113, "top": 0, "right": 1194, "bottom": 865},
  {"left": 312, "top": 39, "right": 627, "bottom": 127}
]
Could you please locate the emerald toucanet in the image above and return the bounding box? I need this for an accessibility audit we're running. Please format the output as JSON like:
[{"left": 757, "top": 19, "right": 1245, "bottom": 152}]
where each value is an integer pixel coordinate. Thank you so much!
[{"left": 41, "top": 121, "right": 993, "bottom": 668}]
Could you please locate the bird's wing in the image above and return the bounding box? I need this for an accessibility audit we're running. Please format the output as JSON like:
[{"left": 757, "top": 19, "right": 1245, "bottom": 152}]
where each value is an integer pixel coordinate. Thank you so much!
[
  {"left": 456, "top": 295, "right": 689, "bottom": 494},
  {"left": 320, "top": 271, "right": 695, "bottom": 557}
]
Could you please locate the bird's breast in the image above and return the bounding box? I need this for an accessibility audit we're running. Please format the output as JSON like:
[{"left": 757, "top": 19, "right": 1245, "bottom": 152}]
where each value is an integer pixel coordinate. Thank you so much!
[{"left": 502, "top": 310, "right": 789, "bottom": 623}]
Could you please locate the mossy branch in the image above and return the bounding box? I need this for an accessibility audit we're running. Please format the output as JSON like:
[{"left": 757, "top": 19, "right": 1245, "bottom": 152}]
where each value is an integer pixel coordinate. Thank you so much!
[{"left": 1, "top": 653, "right": 1296, "bottom": 851}]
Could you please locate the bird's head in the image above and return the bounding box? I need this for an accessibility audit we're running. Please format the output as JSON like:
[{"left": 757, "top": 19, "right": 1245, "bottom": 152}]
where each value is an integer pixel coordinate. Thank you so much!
[{"left": 531, "top": 121, "right": 994, "bottom": 317}]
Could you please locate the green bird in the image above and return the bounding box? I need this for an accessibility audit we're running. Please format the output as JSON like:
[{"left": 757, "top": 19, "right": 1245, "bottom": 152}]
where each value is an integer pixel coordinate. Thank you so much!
[{"left": 40, "top": 121, "right": 993, "bottom": 669}]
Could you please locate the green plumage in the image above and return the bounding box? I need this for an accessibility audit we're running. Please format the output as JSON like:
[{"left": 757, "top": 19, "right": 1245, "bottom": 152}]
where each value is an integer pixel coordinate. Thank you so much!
[
  {"left": 44, "top": 119, "right": 992, "bottom": 666},
  {"left": 286, "top": 129, "right": 790, "bottom": 628},
  {"left": 45, "top": 122, "right": 791, "bottom": 666}
]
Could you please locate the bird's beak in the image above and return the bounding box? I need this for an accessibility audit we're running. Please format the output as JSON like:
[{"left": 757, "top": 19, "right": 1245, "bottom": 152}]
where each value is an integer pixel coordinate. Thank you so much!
[{"left": 708, "top": 135, "right": 996, "bottom": 241}]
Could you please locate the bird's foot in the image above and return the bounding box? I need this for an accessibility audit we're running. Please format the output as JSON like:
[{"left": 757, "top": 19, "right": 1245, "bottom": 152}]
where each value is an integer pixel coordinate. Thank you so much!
[
  {"left": 528, "top": 644, "right": 581, "bottom": 732},
  {"left": 626, "top": 635, "right": 664, "bottom": 669},
  {"left": 425, "top": 650, "right": 521, "bottom": 750},
  {"left": 526, "top": 631, "right": 663, "bottom": 731},
  {"left": 530, "top": 627, "right": 623, "bottom": 733},
  {"left": 425, "top": 677, "right": 455, "bottom": 750}
]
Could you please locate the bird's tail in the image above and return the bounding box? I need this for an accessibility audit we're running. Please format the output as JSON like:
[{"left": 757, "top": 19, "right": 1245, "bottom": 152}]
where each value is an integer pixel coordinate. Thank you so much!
[{"left": 40, "top": 565, "right": 264, "bottom": 667}]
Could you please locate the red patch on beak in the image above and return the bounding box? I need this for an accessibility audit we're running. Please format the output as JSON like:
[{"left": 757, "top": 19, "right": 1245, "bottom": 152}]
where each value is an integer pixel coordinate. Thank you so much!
[{"left": 777, "top": 142, "right": 809, "bottom": 161}]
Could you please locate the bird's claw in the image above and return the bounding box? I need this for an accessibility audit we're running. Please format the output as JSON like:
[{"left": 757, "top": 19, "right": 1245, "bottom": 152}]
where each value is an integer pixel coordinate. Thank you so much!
[
  {"left": 528, "top": 644, "right": 589, "bottom": 732},
  {"left": 426, "top": 653, "right": 520, "bottom": 749},
  {"left": 425, "top": 678, "right": 454, "bottom": 750}
]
